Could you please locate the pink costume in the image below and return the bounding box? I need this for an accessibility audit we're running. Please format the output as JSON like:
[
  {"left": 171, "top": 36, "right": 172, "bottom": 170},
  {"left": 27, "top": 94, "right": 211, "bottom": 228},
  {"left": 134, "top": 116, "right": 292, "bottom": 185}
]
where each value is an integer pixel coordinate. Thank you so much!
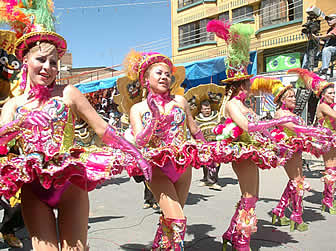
[{"left": 0, "top": 97, "right": 143, "bottom": 208}]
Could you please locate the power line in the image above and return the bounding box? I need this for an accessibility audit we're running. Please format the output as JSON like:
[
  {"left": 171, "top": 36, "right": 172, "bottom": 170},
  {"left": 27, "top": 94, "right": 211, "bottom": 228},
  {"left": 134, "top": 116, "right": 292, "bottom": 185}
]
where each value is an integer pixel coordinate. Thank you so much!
[{"left": 55, "top": 1, "right": 169, "bottom": 11}]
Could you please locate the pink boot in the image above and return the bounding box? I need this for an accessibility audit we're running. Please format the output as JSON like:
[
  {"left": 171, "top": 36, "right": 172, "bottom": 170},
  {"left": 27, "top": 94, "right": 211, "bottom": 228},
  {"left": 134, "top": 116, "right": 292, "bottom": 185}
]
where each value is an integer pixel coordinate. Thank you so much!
[
  {"left": 222, "top": 201, "right": 241, "bottom": 251},
  {"left": 233, "top": 197, "right": 258, "bottom": 251},
  {"left": 157, "top": 217, "right": 186, "bottom": 250},
  {"left": 321, "top": 167, "right": 336, "bottom": 214},
  {"left": 289, "top": 177, "right": 310, "bottom": 232},
  {"left": 272, "top": 181, "right": 291, "bottom": 226},
  {"left": 152, "top": 216, "right": 164, "bottom": 250}
]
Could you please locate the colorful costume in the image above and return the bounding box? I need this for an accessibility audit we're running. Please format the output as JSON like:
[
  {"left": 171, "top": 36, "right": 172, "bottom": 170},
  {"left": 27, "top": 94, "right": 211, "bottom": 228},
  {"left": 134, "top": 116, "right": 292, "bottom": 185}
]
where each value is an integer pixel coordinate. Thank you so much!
[
  {"left": 118, "top": 51, "right": 215, "bottom": 250},
  {"left": 289, "top": 68, "right": 336, "bottom": 215},
  {"left": 0, "top": 97, "right": 142, "bottom": 206}
]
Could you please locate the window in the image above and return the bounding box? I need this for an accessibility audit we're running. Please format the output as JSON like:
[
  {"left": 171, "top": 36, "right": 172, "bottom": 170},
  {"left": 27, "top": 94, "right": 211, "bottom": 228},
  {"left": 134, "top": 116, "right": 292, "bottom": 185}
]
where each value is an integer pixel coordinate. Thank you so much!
[
  {"left": 178, "top": 0, "right": 199, "bottom": 9},
  {"left": 232, "top": 6, "right": 253, "bottom": 22},
  {"left": 179, "top": 19, "right": 215, "bottom": 48},
  {"left": 260, "top": 0, "right": 302, "bottom": 27},
  {"left": 219, "top": 11, "right": 229, "bottom": 21}
]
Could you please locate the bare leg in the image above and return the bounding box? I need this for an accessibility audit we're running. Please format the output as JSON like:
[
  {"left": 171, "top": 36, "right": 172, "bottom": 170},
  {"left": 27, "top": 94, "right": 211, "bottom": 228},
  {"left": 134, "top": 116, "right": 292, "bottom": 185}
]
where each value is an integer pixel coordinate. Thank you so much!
[
  {"left": 323, "top": 147, "right": 336, "bottom": 168},
  {"left": 58, "top": 184, "right": 89, "bottom": 251},
  {"left": 149, "top": 167, "right": 184, "bottom": 219},
  {"left": 232, "top": 159, "right": 259, "bottom": 197},
  {"left": 174, "top": 166, "right": 192, "bottom": 209},
  {"left": 21, "top": 184, "right": 59, "bottom": 251},
  {"left": 284, "top": 152, "right": 303, "bottom": 180}
]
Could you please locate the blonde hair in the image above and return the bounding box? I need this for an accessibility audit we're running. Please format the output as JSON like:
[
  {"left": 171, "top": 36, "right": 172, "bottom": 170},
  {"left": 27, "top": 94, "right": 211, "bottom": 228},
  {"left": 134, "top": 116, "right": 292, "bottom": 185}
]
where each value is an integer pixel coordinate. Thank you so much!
[{"left": 26, "top": 42, "right": 58, "bottom": 58}]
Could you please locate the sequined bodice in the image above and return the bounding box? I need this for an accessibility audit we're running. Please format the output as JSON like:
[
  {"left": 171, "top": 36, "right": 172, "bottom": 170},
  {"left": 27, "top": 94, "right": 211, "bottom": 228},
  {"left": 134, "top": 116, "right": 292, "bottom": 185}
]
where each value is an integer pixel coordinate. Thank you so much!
[
  {"left": 142, "top": 104, "right": 186, "bottom": 148},
  {"left": 15, "top": 98, "right": 75, "bottom": 157}
]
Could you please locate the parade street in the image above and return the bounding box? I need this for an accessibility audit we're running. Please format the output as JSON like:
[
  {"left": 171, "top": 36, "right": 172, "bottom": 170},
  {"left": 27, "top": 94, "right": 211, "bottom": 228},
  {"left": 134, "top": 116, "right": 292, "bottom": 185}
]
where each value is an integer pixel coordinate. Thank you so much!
[{"left": 2, "top": 157, "right": 336, "bottom": 251}]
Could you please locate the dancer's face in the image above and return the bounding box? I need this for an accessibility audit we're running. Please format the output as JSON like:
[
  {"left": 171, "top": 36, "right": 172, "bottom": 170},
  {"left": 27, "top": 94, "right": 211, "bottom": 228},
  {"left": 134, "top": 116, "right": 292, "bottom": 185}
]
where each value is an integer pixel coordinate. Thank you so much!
[
  {"left": 322, "top": 87, "right": 335, "bottom": 104},
  {"left": 147, "top": 63, "right": 172, "bottom": 94},
  {"left": 24, "top": 43, "right": 58, "bottom": 87},
  {"left": 282, "top": 89, "right": 296, "bottom": 110}
]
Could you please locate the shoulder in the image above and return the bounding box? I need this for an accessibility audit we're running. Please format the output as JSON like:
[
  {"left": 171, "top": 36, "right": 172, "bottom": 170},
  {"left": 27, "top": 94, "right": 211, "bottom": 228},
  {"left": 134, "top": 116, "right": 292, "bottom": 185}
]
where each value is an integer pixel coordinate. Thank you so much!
[
  {"left": 62, "top": 85, "right": 83, "bottom": 105},
  {"left": 130, "top": 100, "right": 146, "bottom": 114}
]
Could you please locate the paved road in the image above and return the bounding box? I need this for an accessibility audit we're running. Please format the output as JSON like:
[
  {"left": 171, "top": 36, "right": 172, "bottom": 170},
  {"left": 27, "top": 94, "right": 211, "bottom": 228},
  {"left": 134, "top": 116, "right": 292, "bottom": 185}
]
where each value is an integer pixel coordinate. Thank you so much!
[{"left": 1, "top": 161, "right": 336, "bottom": 251}]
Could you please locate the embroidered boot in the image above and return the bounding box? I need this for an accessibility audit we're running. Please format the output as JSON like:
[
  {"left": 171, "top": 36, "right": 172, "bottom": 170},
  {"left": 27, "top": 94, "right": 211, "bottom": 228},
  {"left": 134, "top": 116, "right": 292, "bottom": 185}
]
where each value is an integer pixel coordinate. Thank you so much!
[
  {"left": 272, "top": 181, "right": 291, "bottom": 226},
  {"left": 222, "top": 201, "right": 241, "bottom": 251},
  {"left": 158, "top": 217, "right": 186, "bottom": 251},
  {"left": 233, "top": 197, "right": 258, "bottom": 251},
  {"left": 321, "top": 167, "right": 336, "bottom": 215},
  {"left": 152, "top": 216, "right": 164, "bottom": 250}
]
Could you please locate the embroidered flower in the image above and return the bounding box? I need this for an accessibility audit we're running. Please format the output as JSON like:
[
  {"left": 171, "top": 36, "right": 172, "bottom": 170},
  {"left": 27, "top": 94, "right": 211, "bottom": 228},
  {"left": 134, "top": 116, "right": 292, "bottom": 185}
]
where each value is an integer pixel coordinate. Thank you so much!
[{"left": 236, "top": 208, "right": 258, "bottom": 238}]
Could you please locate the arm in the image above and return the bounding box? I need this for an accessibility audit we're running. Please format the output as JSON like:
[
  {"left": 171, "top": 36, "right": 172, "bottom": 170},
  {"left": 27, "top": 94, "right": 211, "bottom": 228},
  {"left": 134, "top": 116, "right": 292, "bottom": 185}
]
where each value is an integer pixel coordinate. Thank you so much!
[
  {"left": 320, "top": 103, "right": 336, "bottom": 120},
  {"left": 63, "top": 85, "right": 152, "bottom": 181}
]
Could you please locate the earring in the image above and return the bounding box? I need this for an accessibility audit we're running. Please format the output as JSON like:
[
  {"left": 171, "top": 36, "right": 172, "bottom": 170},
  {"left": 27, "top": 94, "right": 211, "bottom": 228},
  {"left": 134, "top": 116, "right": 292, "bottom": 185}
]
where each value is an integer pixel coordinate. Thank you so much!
[
  {"left": 19, "top": 63, "right": 28, "bottom": 91},
  {"left": 281, "top": 102, "right": 286, "bottom": 110}
]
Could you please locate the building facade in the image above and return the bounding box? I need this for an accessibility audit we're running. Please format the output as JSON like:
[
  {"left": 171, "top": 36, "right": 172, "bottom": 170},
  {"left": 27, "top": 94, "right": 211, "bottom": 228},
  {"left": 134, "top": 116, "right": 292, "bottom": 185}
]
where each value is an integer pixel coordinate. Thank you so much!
[{"left": 171, "top": 0, "right": 336, "bottom": 73}]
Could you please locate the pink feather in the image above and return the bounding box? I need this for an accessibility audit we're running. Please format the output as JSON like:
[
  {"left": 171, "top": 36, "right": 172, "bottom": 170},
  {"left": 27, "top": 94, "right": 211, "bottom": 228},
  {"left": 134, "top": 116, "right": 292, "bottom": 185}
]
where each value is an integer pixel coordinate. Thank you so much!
[{"left": 206, "top": 20, "right": 231, "bottom": 42}]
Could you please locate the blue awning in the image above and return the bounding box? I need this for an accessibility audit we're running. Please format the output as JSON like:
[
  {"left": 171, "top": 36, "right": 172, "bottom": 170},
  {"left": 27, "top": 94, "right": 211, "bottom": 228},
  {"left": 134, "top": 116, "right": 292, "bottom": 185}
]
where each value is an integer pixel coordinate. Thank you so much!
[
  {"left": 74, "top": 75, "right": 119, "bottom": 94},
  {"left": 75, "top": 52, "right": 257, "bottom": 94},
  {"left": 178, "top": 51, "right": 257, "bottom": 90}
]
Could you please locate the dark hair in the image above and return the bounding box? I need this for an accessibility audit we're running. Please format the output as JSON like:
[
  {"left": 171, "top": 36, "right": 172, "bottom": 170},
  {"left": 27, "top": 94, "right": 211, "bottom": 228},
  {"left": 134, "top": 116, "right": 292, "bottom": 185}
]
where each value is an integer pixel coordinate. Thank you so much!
[
  {"left": 200, "top": 99, "right": 211, "bottom": 107},
  {"left": 226, "top": 79, "right": 248, "bottom": 100},
  {"left": 321, "top": 85, "right": 334, "bottom": 96}
]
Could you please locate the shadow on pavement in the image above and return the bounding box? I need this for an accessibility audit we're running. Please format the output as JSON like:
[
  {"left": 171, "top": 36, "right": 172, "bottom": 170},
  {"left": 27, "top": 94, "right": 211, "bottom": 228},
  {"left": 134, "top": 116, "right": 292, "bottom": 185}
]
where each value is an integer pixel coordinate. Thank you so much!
[
  {"left": 95, "top": 176, "right": 130, "bottom": 189},
  {"left": 120, "top": 243, "right": 152, "bottom": 251},
  {"left": 185, "top": 192, "right": 214, "bottom": 205},
  {"left": 252, "top": 219, "right": 298, "bottom": 250},
  {"left": 89, "top": 215, "right": 124, "bottom": 224},
  {"left": 185, "top": 223, "right": 222, "bottom": 250},
  {"left": 304, "top": 188, "right": 323, "bottom": 205},
  {"left": 217, "top": 177, "right": 238, "bottom": 187},
  {"left": 303, "top": 169, "right": 323, "bottom": 179}
]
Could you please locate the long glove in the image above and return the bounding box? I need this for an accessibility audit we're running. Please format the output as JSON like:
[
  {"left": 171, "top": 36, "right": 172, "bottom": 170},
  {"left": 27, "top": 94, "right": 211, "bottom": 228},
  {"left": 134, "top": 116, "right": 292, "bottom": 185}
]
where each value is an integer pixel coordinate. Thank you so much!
[
  {"left": 102, "top": 125, "right": 152, "bottom": 181},
  {"left": 135, "top": 92, "right": 160, "bottom": 147},
  {"left": 294, "top": 124, "right": 332, "bottom": 138},
  {"left": 248, "top": 116, "right": 302, "bottom": 133}
]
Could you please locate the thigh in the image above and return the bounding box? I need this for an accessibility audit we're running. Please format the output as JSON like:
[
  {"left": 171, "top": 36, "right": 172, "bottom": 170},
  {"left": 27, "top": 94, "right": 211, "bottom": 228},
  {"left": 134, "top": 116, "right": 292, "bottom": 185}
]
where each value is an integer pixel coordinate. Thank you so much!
[
  {"left": 284, "top": 152, "right": 303, "bottom": 179},
  {"left": 232, "top": 159, "right": 259, "bottom": 198},
  {"left": 174, "top": 166, "right": 192, "bottom": 208},
  {"left": 149, "top": 167, "right": 184, "bottom": 219},
  {"left": 21, "top": 184, "right": 59, "bottom": 251},
  {"left": 57, "top": 184, "right": 89, "bottom": 251},
  {"left": 323, "top": 147, "right": 336, "bottom": 168}
]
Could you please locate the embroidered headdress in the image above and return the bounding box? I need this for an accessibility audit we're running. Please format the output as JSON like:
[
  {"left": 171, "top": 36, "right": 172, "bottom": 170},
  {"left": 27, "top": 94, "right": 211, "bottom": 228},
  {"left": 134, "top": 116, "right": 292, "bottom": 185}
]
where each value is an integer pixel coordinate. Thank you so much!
[
  {"left": 2, "top": 0, "right": 67, "bottom": 61},
  {"left": 114, "top": 51, "right": 185, "bottom": 114},
  {"left": 207, "top": 20, "right": 254, "bottom": 83},
  {"left": 288, "top": 68, "right": 334, "bottom": 97}
]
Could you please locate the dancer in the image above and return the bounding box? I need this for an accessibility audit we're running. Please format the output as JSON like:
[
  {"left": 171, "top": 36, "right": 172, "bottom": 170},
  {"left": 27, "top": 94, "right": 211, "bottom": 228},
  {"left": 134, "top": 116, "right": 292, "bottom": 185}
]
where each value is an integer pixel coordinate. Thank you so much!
[
  {"left": 251, "top": 74, "right": 333, "bottom": 232},
  {"left": 120, "top": 50, "right": 213, "bottom": 250},
  {"left": 289, "top": 68, "right": 336, "bottom": 214},
  {"left": 0, "top": 1, "right": 150, "bottom": 250},
  {"left": 207, "top": 20, "right": 298, "bottom": 251}
]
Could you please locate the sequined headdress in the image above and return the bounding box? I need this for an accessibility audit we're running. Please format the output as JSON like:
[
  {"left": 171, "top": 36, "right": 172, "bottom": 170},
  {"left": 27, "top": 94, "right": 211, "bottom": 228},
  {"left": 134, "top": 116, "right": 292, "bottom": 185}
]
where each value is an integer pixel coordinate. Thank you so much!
[{"left": 207, "top": 20, "right": 254, "bottom": 83}]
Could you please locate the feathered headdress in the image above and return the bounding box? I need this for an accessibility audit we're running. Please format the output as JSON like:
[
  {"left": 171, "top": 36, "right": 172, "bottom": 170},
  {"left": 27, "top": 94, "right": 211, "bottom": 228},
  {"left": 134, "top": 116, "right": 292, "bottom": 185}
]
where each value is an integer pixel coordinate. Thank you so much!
[
  {"left": 123, "top": 50, "right": 175, "bottom": 87},
  {"left": 288, "top": 68, "right": 333, "bottom": 97},
  {"left": 207, "top": 20, "right": 254, "bottom": 83},
  {"left": 250, "top": 76, "right": 291, "bottom": 102},
  {"left": 2, "top": 0, "right": 66, "bottom": 60}
]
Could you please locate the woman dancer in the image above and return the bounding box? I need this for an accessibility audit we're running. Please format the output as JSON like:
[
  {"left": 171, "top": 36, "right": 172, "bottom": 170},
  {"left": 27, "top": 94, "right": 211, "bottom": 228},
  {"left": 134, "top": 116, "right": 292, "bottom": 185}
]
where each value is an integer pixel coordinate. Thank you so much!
[
  {"left": 0, "top": 1, "right": 150, "bottom": 250},
  {"left": 250, "top": 75, "right": 332, "bottom": 232},
  {"left": 122, "top": 50, "right": 213, "bottom": 250},
  {"left": 290, "top": 68, "right": 336, "bottom": 214},
  {"left": 207, "top": 20, "right": 298, "bottom": 251}
]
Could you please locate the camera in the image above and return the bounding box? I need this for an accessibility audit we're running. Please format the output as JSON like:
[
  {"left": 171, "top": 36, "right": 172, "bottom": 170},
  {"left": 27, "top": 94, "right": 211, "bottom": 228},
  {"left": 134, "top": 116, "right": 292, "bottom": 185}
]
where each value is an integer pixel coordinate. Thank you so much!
[{"left": 302, "top": 6, "right": 324, "bottom": 35}]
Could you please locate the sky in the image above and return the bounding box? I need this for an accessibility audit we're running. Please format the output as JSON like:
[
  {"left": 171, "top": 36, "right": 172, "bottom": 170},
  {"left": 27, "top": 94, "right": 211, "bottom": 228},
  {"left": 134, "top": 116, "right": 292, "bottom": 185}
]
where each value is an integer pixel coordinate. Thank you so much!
[{"left": 53, "top": 0, "right": 172, "bottom": 68}]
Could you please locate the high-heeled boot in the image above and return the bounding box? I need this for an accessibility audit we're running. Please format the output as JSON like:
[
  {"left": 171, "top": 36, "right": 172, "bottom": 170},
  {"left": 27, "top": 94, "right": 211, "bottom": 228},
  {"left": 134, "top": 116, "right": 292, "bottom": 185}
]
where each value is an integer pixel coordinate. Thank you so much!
[
  {"left": 159, "top": 217, "right": 186, "bottom": 251},
  {"left": 289, "top": 177, "right": 310, "bottom": 232},
  {"left": 272, "top": 181, "right": 291, "bottom": 226},
  {"left": 152, "top": 216, "right": 164, "bottom": 250},
  {"left": 321, "top": 167, "right": 336, "bottom": 215},
  {"left": 222, "top": 201, "right": 241, "bottom": 251},
  {"left": 233, "top": 197, "right": 258, "bottom": 251}
]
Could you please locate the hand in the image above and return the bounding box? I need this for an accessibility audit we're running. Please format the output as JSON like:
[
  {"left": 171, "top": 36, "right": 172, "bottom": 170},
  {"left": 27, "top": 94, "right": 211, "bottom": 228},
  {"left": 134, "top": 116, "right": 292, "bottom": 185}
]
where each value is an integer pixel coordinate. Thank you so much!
[
  {"left": 138, "top": 159, "right": 152, "bottom": 182},
  {"left": 147, "top": 92, "right": 160, "bottom": 119}
]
